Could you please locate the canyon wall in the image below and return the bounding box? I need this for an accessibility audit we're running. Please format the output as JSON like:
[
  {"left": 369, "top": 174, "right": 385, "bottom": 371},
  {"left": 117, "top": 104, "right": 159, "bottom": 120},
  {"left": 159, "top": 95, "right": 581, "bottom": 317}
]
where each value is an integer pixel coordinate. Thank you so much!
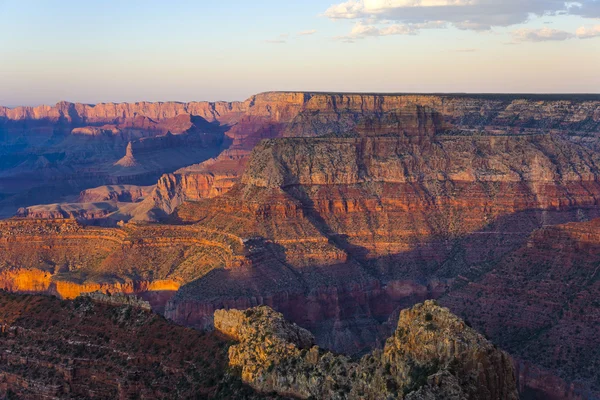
[{"left": 6, "top": 92, "right": 598, "bottom": 221}]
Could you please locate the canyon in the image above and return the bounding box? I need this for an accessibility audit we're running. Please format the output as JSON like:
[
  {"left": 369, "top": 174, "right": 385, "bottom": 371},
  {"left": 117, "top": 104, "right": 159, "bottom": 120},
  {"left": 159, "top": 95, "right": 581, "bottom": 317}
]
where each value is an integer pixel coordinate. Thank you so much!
[
  {"left": 1, "top": 92, "right": 600, "bottom": 399},
  {"left": 4, "top": 92, "right": 600, "bottom": 222}
]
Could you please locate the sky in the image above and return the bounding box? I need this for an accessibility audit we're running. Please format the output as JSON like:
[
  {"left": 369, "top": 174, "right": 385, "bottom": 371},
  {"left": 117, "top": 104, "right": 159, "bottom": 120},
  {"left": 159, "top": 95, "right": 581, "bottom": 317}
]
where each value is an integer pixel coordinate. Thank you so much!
[{"left": 0, "top": 0, "right": 599, "bottom": 106}]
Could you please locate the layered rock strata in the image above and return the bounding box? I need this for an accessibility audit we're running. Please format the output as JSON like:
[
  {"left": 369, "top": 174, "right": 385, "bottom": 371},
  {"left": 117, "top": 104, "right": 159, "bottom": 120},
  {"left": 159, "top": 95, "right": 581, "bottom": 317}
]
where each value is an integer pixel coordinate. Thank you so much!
[
  {"left": 0, "top": 292, "right": 267, "bottom": 399},
  {"left": 441, "top": 218, "right": 600, "bottom": 399},
  {"left": 145, "top": 93, "right": 600, "bottom": 218},
  {"left": 6, "top": 92, "right": 597, "bottom": 221}
]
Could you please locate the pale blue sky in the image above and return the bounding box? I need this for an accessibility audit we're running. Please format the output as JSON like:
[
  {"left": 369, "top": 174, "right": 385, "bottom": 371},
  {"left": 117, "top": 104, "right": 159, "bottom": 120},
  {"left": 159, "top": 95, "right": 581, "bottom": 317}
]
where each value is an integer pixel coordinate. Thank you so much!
[{"left": 1, "top": 0, "right": 599, "bottom": 105}]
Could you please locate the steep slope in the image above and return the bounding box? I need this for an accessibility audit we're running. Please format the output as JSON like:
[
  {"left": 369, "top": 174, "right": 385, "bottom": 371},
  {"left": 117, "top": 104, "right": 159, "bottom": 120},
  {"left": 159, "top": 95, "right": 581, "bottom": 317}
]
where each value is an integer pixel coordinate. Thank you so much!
[
  {"left": 441, "top": 219, "right": 600, "bottom": 399},
  {"left": 144, "top": 92, "right": 600, "bottom": 218},
  {"left": 165, "top": 130, "right": 600, "bottom": 348},
  {"left": 214, "top": 301, "right": 518, "bottom": 399},
  {"left": 0, "top": 292, "right": 267, "bottom": 400},
  {"left": 0, "top": 218, "right": 246, "bottom": 312}
]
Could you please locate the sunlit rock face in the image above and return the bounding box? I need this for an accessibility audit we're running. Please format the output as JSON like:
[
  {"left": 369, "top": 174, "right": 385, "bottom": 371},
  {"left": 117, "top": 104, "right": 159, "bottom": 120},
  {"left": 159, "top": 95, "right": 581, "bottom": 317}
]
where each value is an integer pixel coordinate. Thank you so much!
[{"left": 214, "top": 302, "right": 518, "bottom": 400}]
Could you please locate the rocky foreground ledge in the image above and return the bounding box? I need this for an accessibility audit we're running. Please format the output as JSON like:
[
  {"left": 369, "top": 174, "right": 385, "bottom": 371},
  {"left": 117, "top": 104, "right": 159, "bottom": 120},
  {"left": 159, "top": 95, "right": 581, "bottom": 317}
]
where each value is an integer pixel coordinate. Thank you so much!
[{"left": 215, "top": 300, "right": 518, "bottom": 400}]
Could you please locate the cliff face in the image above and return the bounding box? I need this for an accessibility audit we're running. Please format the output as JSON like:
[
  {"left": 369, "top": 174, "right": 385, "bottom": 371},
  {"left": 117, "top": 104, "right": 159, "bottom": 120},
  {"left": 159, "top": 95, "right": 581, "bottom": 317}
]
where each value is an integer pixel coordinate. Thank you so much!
[
  {"left": 166, "top": 130, "right": 600, "bottom": 325},
  {"left": 4, "top": 92, "right": 600, "bottom": 221},
  {"left": 122, "top": 93, "right": 600, "bottom": 220},
  {"left": 161, "top": 127, "right": 600, "bottom": 399},
  {"left": 0, "top": 218, "right": 247, "bottom": 312},
  {"left": 214, "top": 302, "right": 518, "bottom": 400}
]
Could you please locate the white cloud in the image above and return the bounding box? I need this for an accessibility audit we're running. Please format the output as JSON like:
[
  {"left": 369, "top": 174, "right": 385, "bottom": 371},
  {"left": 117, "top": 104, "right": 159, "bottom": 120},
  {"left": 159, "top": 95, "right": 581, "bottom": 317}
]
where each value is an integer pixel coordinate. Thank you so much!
[
  {"left": 336, "top": 21, "right": 442, "bottom": 40},
  {"left": 576, "top": 24, "right": 600, "bottom": 38},
  {"left": 298, "top": 30, "right": 317, "bottom": 35},
  {"left": 338, "top": 20, "right": 450, "bottom": 40},
  {"left": 323, "top": 0, "right": 600, "bottom": 32},
  {"left": 511, "top": 27, "right": 575, "bottom": 42}
]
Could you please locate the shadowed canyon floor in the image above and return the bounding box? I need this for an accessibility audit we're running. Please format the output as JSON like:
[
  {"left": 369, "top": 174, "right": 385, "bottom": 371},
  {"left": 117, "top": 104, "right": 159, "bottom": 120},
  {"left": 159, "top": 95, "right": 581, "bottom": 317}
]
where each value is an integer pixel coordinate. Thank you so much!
[{"left": 1, "top": 92, "right": 600, "bottom": 399}]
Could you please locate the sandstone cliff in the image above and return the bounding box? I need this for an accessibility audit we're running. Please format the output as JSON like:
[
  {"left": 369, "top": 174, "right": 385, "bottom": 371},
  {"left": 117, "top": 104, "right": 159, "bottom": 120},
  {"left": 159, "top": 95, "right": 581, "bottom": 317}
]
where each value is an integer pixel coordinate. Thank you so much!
[
  {"left": 214, "top": 301, "right": 518, "bottom": 400},
  {"left": 0, "top": 218, "right": 246, "bottom": 312}
]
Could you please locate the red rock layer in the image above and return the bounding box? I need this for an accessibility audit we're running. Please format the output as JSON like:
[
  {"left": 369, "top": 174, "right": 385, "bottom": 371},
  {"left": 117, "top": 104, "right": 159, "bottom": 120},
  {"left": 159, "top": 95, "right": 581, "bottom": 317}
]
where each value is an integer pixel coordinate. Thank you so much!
[
  {"left": 441, "top": 218, "right": 600, "bottom": 399},
  {"left": 0, "top": 292, "right": 262, "bottom": 399},
  {"left": 0, "top": 219, "right": 247, "bottom": 312}
]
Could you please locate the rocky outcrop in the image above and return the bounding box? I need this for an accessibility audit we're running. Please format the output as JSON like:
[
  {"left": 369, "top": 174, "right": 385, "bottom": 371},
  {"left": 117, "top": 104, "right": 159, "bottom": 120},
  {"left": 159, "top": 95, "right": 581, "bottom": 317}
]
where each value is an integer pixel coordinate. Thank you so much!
[
  {"left": 145, "top": 154, "right": 248, "bottom": 217},
  {"left": 77, "top": 184, "right": 154, "bottom": 203},
  {"left": 16, "top": 202, "right": 118, "bottom": 220},
  {"left": 80, "top": 291, "right": 152, "bottom": 310},
  {"left": 15, "top": 185, "right": 155, "bottom": 224},
  {"left": 214, "top": 302, "right": 518, "bottom": 400}
]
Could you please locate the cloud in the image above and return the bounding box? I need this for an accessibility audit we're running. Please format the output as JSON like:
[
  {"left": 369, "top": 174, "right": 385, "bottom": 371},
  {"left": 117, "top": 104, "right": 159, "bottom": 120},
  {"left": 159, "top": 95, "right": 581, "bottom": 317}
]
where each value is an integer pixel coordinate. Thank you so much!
[
  {"left": 569, "top": 0, "right": 600, "bottom": 18},
  {"left": 298, "top": 30, "right": 317, "bottom": 36},
  {"left": 323, "top": 0, "right": 600, "bottom": 32},
  {"left": 336, "top": 20, "right": 447, "bottom": 40},
  {"left": 576, "top": 24, "right": 600, "bottom": 38},
  {"left": 511, "top": 27, "right": 575, "bottom": 42}
]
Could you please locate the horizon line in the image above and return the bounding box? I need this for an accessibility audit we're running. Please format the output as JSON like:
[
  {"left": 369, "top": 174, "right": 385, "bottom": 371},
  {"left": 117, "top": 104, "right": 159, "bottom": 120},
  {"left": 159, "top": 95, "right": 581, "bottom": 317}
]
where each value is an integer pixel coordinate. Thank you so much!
[{"left": 2, "top": 91, "right": 600, "bottom": 109}]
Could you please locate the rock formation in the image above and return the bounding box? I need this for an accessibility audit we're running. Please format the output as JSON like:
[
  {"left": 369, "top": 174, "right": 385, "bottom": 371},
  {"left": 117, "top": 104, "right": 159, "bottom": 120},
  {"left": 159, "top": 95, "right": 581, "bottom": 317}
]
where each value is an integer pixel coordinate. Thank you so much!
[
  {"left": 0, "top": 110, "right": 225, "bottom": 218},
  {"left": 144, "top": 93, "right": 600, "bottom": 219},
  {"left": 214, "top": 301, "right": 518, "bottom": 399},
  {"left": 80, "top": 291, "right": 152, "bottom": 311},
  {"left": 0, "top": 218, "right": 241, "bottom": 312}
]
